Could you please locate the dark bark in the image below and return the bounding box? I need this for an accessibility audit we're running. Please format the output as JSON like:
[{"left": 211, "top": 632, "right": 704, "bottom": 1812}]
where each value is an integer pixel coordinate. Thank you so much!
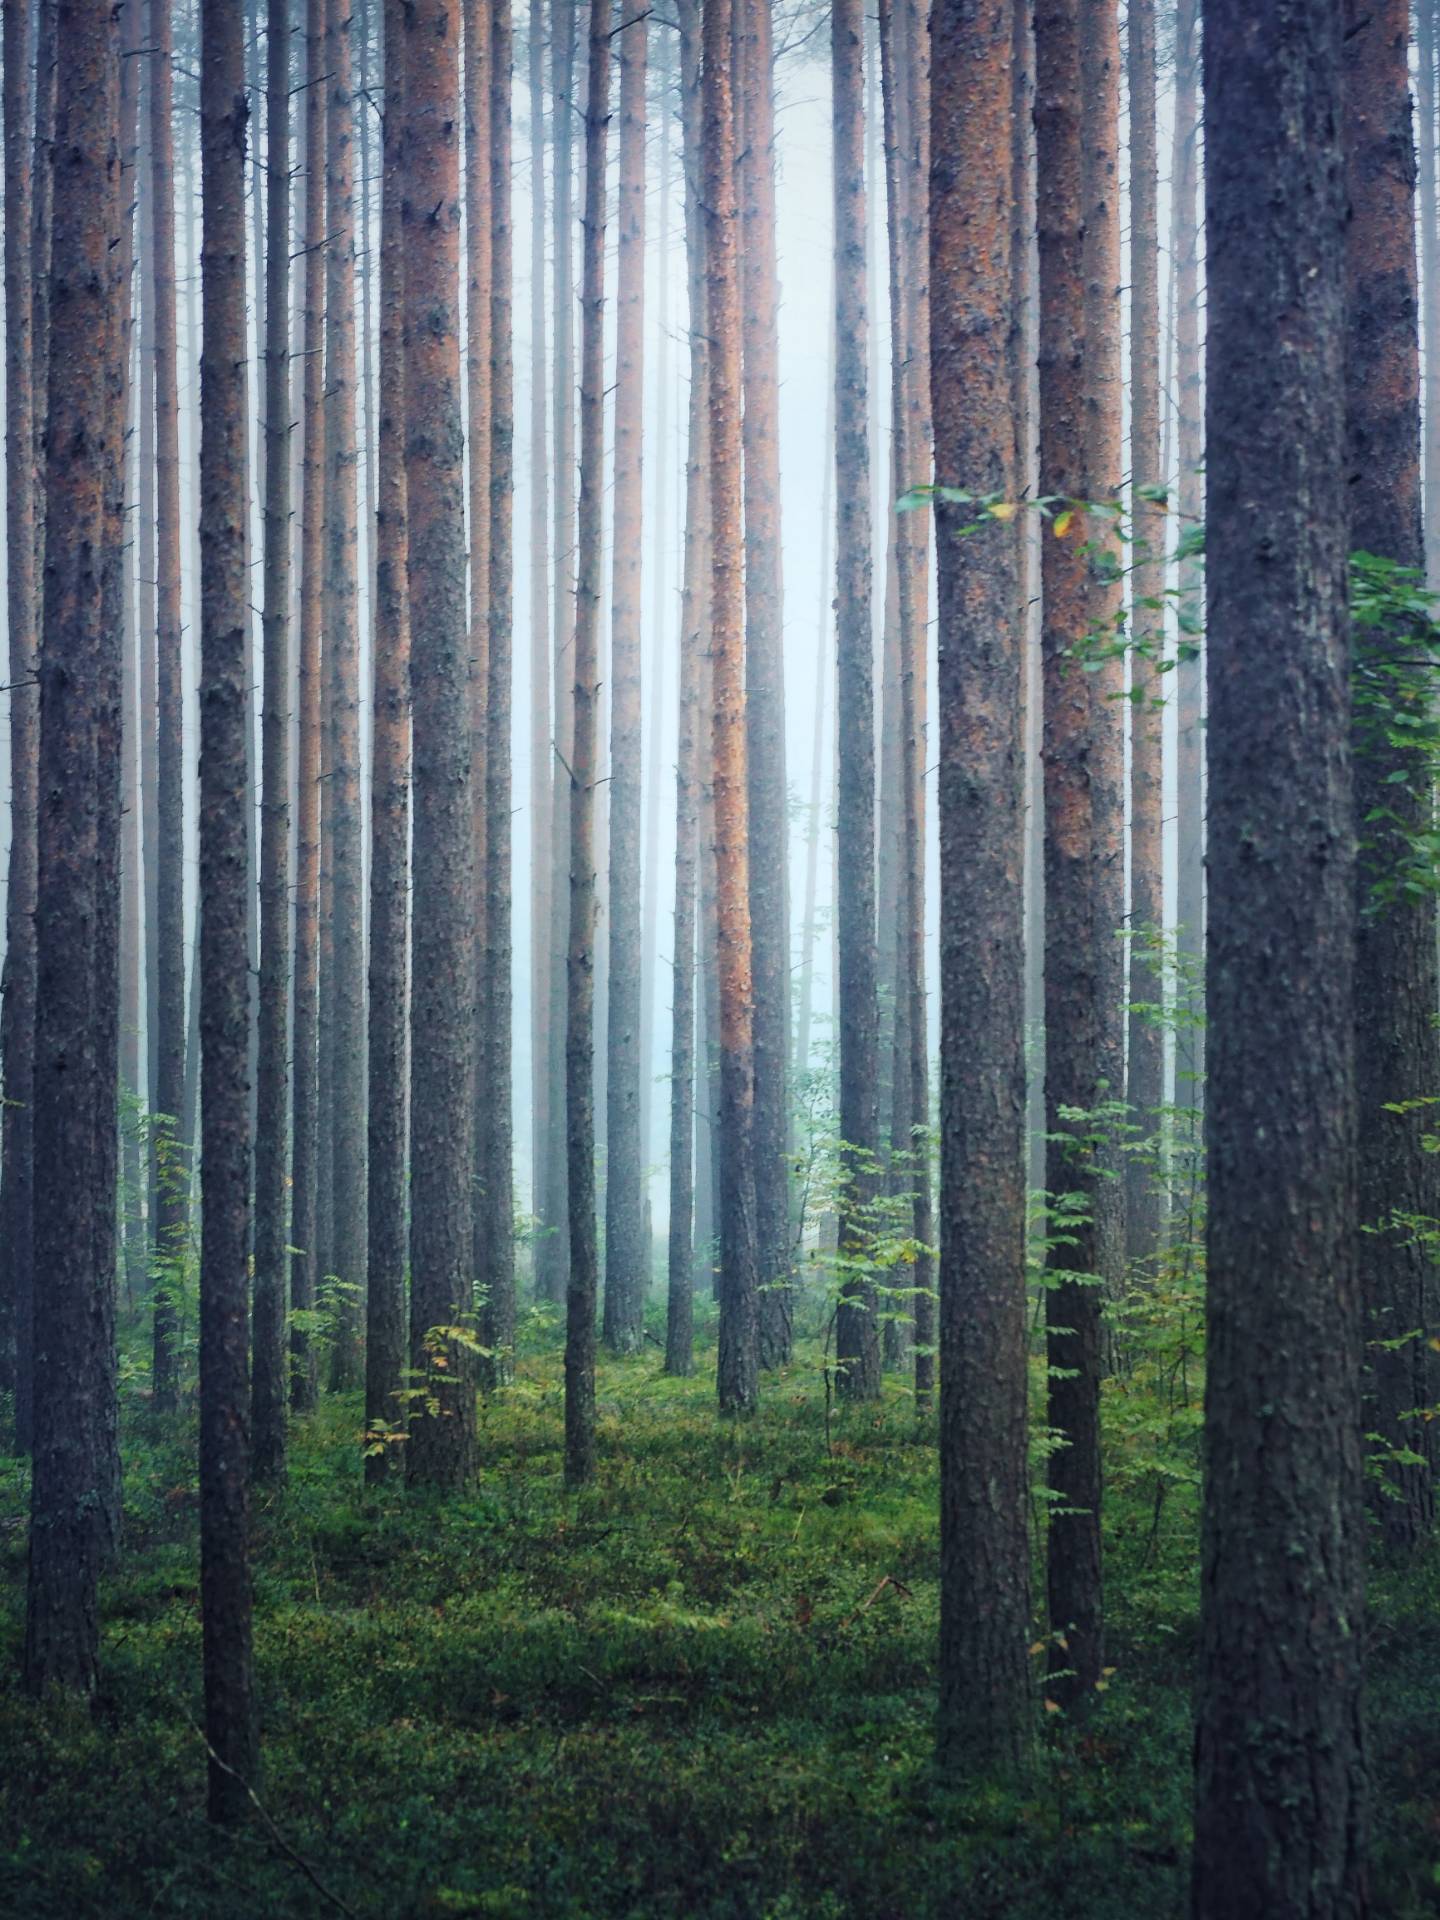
[
  {"left": 1036, "top": 0, "right": 1124, "bottom": 1712},
  {"left": 604, "top": 4, "right": 648, "bottom": 1357},
  {"left": 1124, "top": 0, "right": 1164, "bottom": 1266},
  {"left": 931, "top": 0, "right": 1031, "bottom": 1778},
  {"left": 832, "top": 0, "right": 880, "bottom": 1402},
  {"left": 1344, "top": 0, "right": 1440, "bottom": 1550},
  {"left": 324, "top": 0, "right": 368, "bottom": 1391},
  {"left": 150, "top": 0, "right": 188, "bottom": 1413},
  {"left": 252, "top": 0, "right": 294, "bottom": 1487},
  {"left": 197, "top": 0, "right": 259, "bottom": 1818},
  {"left": 1, "top": 0, "right": 37, "bottom": 1445},
  {"left": 290, "top": 0, "right": 326, "bottom": 1415},
  {"left": 564, "top": 0, "right": 612, "bottom": 1486},
  {"left": 1420, "top": 0, "right": 1440, "bottom": 586},
  {"left": 1193, "top": 6, "right": 1367, "bottom": 1913},
  {"left": 405, "top": 0, "right": 477, "bottom": 1492},
  {"left": 24, "top": 0, "right": 120, "bottom": 1696},
  {"left": 367, "top": 0, "right": 410, "bottom": 1484},
  {"left": 737, "top": 0, "right": 791, "bottom": 1373},
  {"left": 482, "top": 0, "right": 515, "bottom": 1384}
]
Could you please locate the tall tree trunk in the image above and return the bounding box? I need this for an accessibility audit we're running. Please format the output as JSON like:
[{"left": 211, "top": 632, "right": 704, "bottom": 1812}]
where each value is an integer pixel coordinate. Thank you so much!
[
  {"left": 1345, "top": 0, "right": 1440, "bottom": 1551},
  {"left": 528, "top": 0, "right": 551, "bottom": 1285},
  {"left": 252, "top": 0, "right": 294, "bottom": 1486},
  {"left": 564, "top": 0, "right": 612, "bottom": 1486},
  {"left": 1171, "top": 0, "right": 1204, "bottom": 1142},
  {"left": 1, "top": 0, "right": 37, "bottom": 1445},
  {"left": 324, "top": 0, "right": 368, "bottom": 1390},
  {"left": 464, "top": 0, "right": 493, "bottom": 1351},
  {"left": 197, "top": 0, "right": 259, "bottom": 1818},
  {"left": 405, "top": 0, "right": 477, "bottom": 1492},
  {"left": 1419, "top": 0, "right": 1440, "bottom": 585},
  {"left": 1036, "top": 0, "right": 1124, "bottom": 1712},
  {"left": 604, "top": 4, "right": 648, "bottom": 1356},
  {"left": 1193, "top": 7, "right": 1366, "bottom": 1911},
  {"left": 832, "top": 0, "right": 880, "bottom": 1402},
  {"left": 540, "top": 0, "right": 579, "bottom": 1309},
  {"left": 1124, "top": 0, "right": 1164, "bottom": 1266},
  {"left": 931, "top": 0, "right": 1031, "bottom": 1777},
  {"left": 792, "top": 319, "right": 835, "bottom": 1096},
  {"left": 482, "top": 0, "right": 515, "bottom": 1383},
  {"left": 150, "top": 0, "right": 188, "bottom": 1413},
  {"left": 367, "top": 0, "right": 410, "bottom": 1482},
  {"left": 24, "top": 0, "right": 120, "bottom": 1697},
  {"left": 736, "top": 0, "right": 791, "bottom": 1373},
  {"left": 667, "top": 0, "right": 708, "bottom": 1380},
  {"left": 291, "top": 0, "right": 327, "bottom": 1414},
  {"left": 705, "top": 0, "right": 759, "bottom": 1414}
]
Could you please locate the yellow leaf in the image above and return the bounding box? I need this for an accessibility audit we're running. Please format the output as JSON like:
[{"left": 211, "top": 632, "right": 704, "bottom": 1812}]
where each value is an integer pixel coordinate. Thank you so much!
[
  {"left": 1053, "top": 509, "right": 1074, "bottom": 538},
  {"left": 1028, "top": 1640, "right": 1046, "bottom": 1657},
  {"left": 1043, "top": 1698, "right": 1062, "bottom": 1715},
  {"left": 988, "top": 500, "right": 1019, "bottom": 522}
]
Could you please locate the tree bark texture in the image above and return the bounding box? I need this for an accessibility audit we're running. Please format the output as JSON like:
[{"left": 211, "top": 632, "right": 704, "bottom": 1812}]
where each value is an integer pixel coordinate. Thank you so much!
[
  {"left": 528, "top": 0, "right": 551, "bottom": 1294},
  {"left": 1193, "top": 5, "right": 1367, "bottom": 1913}
]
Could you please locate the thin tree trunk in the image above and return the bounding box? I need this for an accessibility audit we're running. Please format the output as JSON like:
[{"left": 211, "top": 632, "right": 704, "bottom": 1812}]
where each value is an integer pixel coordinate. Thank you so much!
[
  {"left": 464, "top": 0, "right": 493, "bottom": 1347},
  {"left": 366, "top": 0, "right": 410, "bottom": 1482},
  {"left": 197, "top": 0, "right": 259, "bottom": 1818},
  {"left": 150, "top": 0, "right": 188, "bottom": 1413},
  {"left": 931, "top": 0, "right": 1031, "bottom": 1778},
  {"left": 540, "top": 0, "right": 578, "bottom": 1308},
  {"left": 736, "top": 0, "right": 791, "bottom": 1372},
  {"left": 24, "top": 0, "right": 120, "bottom": 1697},
  {"left": 604, "top": 4, "right": 648, "bottom": 1356},
  {"left": 406, "top": 0, "right": 478, "bottom": 1492},
  {"left": 290, "top": 0, "right": 327, "bottom": 1415},
  {"left": 252, "top": 0, "right": 294, "bottom": 1486},
  {"left": 832, "top": 0, "right": 880, "bottom": 1403},
  {"left": 705, "top": 0, "right": 759, "bottom": 1414},
  {"left": 793, "top": 318, "right": 834, "bottom": 1096},
  {"left": 1, "top": 0, "right": 37, "bottom": 1444},
  {"left": 1193, "top": 7, "right": 1365, "bottom": 1910},
  {"left": 324, "top": 0, "right": 368, "bottom": 1390},
  {"left": 528, "top": 0, "right": 551, "bottom": 1281},
  {"left": 482, "top": 0, "right": 516, "bottom": 1383},
  {"left": 1124, "top": 0, "right": 1164, "bottom": 1266},
  {"left": 1036, "top": 0, "right": 1124, "bottom": 1713},
  {"left": 1171, "top": 0, "right": 1203, "bottom": 1139},
  {"left": 1419, "top": 0, "right": 1440, "bottom": 585},
  {"left": 1345, "top": 0, "right": 1440, "bottom": 1551},
  {"left": 564, "top": 0, "right": 612, "bottom": 1486}
]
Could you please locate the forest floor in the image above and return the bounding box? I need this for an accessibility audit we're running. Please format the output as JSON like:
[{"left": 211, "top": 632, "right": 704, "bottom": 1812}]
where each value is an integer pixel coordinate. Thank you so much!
[{"left": 1, "top": 1314, "right": 1438, "bottom": 1920}]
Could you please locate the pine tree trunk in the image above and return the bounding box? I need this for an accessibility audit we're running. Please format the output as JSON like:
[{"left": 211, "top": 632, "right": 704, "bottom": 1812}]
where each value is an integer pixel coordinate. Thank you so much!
[
  {"left": 1419, "top": 0, "right": 1440, "bottom": 585},
  {"left": 464, "top": 0, "right": 493, "bottom": 1346},
  {"left": 406, "top": 0, "right": 478, "bottom": 1492},
  {"left": 793, "top": 317, "right": 834, "bottom": 1098},
  {"left": 1, "top": 0, "right": 37, "bottom": 1444},
  {"left": 150, "top": 0, "right": 188, "bottom": 1413},
  {"left": 930, "top": 0, "right": 1031, "bottom": 1777},
  {"left": 527, "top": 0, "right": 551, "bottom": 1291},
  {"left": 197, "top": 0, "right": 259, "bottom": 1818},
  {"left": 24, "top": 0, "right": 120, "bottom": 1696},
  {"left": 604, "top": 5, "right": 648, "bottom": 1357},
  {"left": 1036, "top": 0, "right": 1124, "bottom": 1712},
  {"left": 252, "top": 0, "right": 294, "bottom": 1487},
  {"left": 1193, "top": 8, "right": 1366, "bottom": 1910},
  {"left": 482, "top": 0, "right": 516, "bottom": 1383},
  {"left": 832, "top": 0, "right": 880, "bottom": 1403},
  {"left": 324, "top": 0, "right": 368, "bottom": 1391},
  {"left": 564, "top": 0, "right": 612, "bottom": 1485},
  {"left": 1124, "top": 0, "right": 1164, "bottom": 1267},
  {"left": 1344, "top": 0, "right": 1440, "bottom": 1551},
  {"left": 366, "top": 0, "right": 410, "bottom": 1483},
  {"left": 291, "top": 0, "right": 327, "bottom": 1415},
  {"left": 540, "top": 0, "right": 579, "bottom": 1308},
  {"left": 1171, "top": 0, "right": 1204, "bottom": 1142}
]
